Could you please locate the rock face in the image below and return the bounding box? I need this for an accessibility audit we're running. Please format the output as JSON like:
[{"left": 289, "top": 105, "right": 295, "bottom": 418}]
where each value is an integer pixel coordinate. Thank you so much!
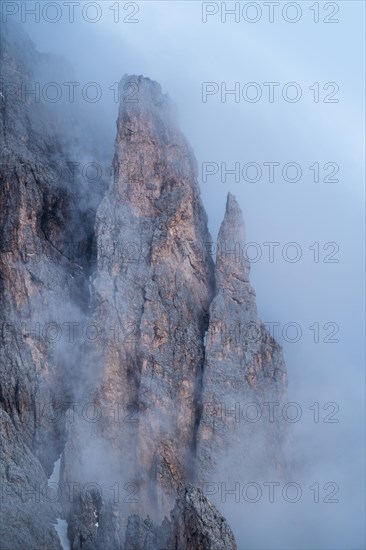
[
  {"left": 0, "top": 24, "right": 287, "bottom": 550},
  {"left": 0, "top": 23, "right": 99, "bottom": 550},
  {"left": 124, "top": 484, "right": 237, "bottom": 550},
  {"left": 91, "top": 73, "right": 214, "bottom": 510},
  {"left": 196, "top": 194, "right": 288, "bottom": 484}
]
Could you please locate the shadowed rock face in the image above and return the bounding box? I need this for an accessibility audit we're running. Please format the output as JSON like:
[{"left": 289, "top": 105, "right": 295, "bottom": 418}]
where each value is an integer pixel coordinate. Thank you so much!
[
  {"left": 0, "top": 23, "right": 100, "bottom": 550},
  {"left": 1, "top": 25, "right": 287, "bottom": 550}
]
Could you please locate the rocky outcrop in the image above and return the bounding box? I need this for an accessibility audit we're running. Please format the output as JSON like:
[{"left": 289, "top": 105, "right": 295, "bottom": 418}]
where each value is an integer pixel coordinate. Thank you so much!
[
  {"left": 0, "top": 22, "right": 105, "bottom": 549},
  {"left": 1, "top": 23, "right": 288, "bottom": 550},
  {"left": 1, "top": 24, "right": 71, "bottom": 550},
  {"left": 65, "top": 74, "right": 215, "bottom": 514},
  {"left": 124, "top": 484, "right": 237, "bottom": 550},
  {"left": 0, "top": 409, "right": 62, "bottom": 550},
  {"left": 196, "top": 193, "right": 288, "bottom": 484}
]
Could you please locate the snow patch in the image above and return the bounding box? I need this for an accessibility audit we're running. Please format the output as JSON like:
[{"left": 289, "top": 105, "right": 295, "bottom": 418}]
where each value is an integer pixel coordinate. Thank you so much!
[
  {"left": 55, "top": 519, "right": 70, "bottom": 550},
  {"left": 48, "top": 455, "right": 71, "bottom": 550}
]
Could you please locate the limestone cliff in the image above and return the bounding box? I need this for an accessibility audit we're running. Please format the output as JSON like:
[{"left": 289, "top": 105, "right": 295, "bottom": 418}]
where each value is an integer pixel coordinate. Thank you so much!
[{"left": 0, "top": 24, "right": 287, "bottom": 550}]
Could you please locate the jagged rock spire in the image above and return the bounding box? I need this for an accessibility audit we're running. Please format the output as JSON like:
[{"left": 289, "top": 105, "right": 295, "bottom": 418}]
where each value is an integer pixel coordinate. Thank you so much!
[
  {"left": 87, "top": 74, "right": 215, "bottom": 521},
  {"left": 196, "top": 192, "right": 287, "bottom": 484},
  {"left": 214, "top": 192, "right": 255, "bottom": 312}
]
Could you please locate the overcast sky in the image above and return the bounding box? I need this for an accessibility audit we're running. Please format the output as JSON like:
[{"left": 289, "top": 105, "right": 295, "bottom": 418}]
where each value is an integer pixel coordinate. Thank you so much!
[{"left": 8, "top": 1, "right": 365, "bottom": 547}]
